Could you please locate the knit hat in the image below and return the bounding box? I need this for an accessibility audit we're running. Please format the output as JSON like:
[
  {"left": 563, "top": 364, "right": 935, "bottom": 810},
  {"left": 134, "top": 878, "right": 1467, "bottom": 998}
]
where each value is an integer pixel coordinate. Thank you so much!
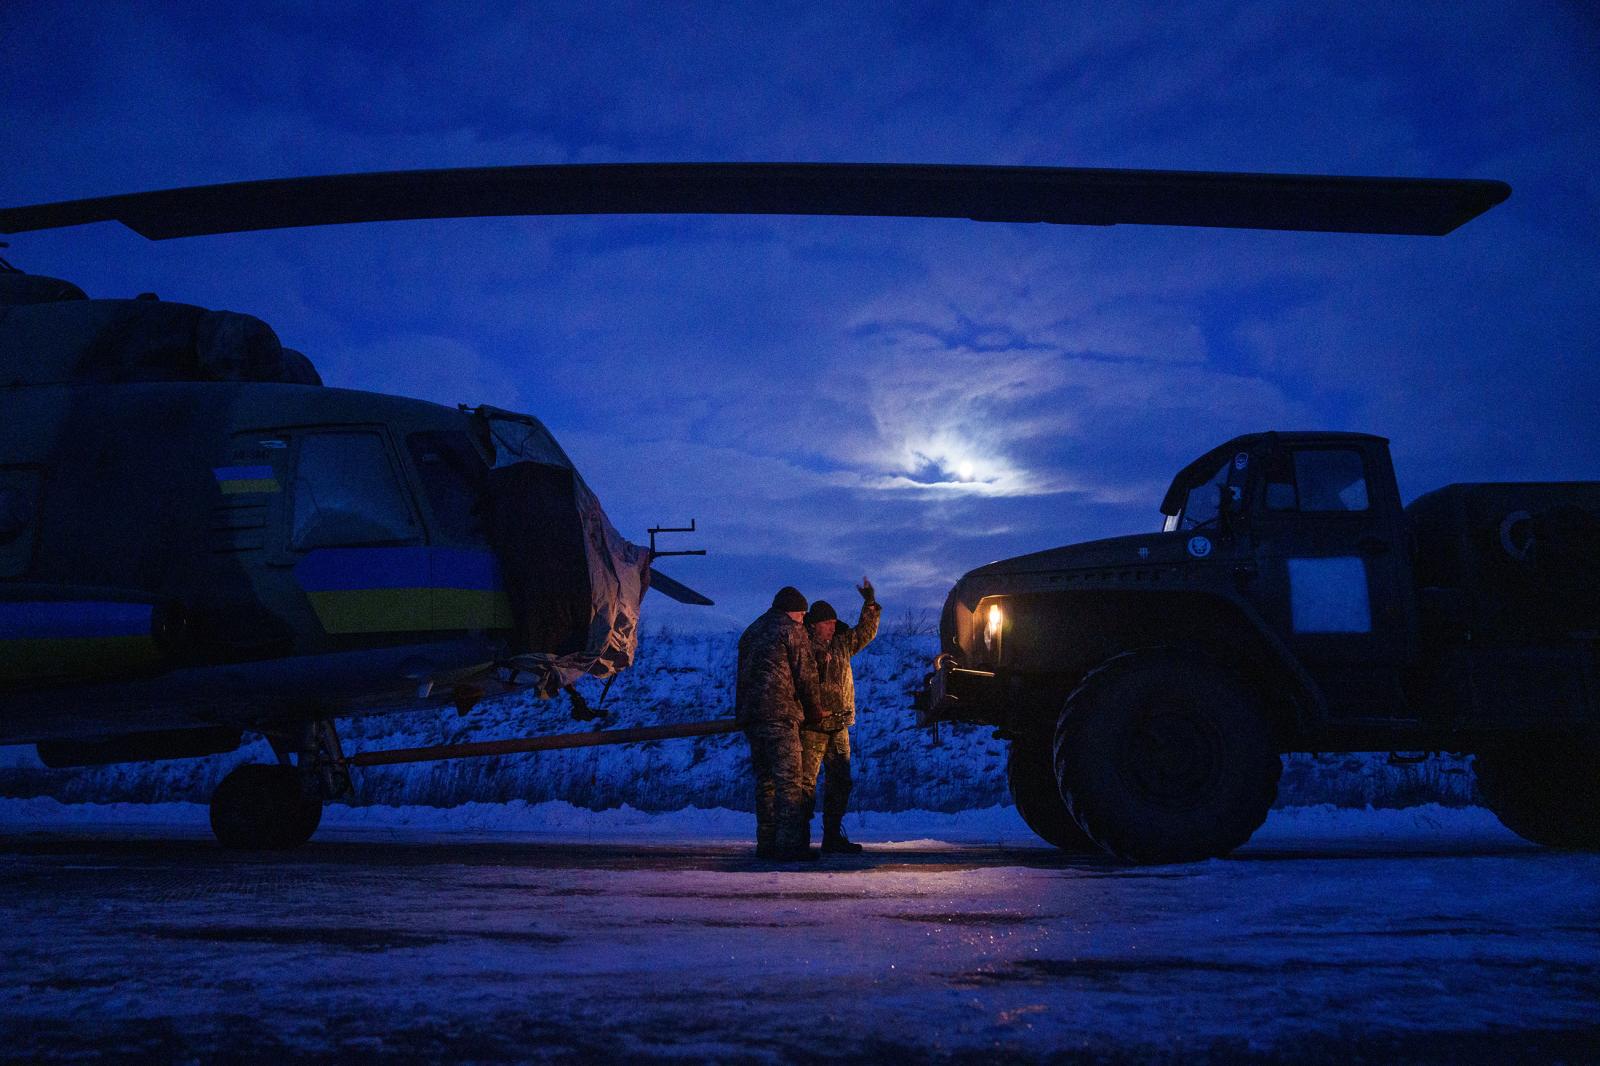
[
  {"left": 804, "top": 600, "right": 837, "bottom": 626},
  {"left": 771, "top": 586, "right": 808, "bottom": 614}
]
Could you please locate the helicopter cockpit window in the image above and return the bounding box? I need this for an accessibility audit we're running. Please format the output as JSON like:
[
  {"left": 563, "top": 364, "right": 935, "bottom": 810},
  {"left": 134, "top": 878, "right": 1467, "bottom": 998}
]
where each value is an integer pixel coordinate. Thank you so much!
[
  {"left": 407, "top": 431, "right": 489, "bottom": 544},
  {"left": 484, "top": 416, "right": 572, "bottom": 469},
  {"left": 291, "top": 431, "right": 419, "bottom": 550}
]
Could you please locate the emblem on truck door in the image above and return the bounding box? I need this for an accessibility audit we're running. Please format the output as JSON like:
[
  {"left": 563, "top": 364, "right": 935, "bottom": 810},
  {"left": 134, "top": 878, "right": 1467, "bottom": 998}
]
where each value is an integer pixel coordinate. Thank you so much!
[{"left": 1187, "top": 535, "right": 1212, "bottom": 558}]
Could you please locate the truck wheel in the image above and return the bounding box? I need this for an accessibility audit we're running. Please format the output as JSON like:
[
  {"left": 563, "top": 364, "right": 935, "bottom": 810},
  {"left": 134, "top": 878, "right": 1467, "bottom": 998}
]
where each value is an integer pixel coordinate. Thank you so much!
[
  {"left": 210, "top": 764, "right": 323, "bottom": 849},
  {"left": 1006, "top": 743, "right": 1101, "bottom": 853},
  {"left": 1053, "top": 652, "right": 1280, "bottom": 864},
  {"left": 1474, "top": 741, "right": 1600, "bottom": 850}
]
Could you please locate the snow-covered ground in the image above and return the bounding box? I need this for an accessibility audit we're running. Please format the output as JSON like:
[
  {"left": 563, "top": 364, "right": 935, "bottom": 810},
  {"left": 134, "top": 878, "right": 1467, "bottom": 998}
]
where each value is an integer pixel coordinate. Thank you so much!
[
  {"left": 2, "top": 630, "right": 1573, "bottom": 1060},
  {"left": 1, "top": 804, "right": 1594, "bottom": 1063},
  {"left": 0, "top": 630, "right": 1480, "bottom": 812},
  {"left": 0, "top": 794, "right": 1518, "bottom": 848}
]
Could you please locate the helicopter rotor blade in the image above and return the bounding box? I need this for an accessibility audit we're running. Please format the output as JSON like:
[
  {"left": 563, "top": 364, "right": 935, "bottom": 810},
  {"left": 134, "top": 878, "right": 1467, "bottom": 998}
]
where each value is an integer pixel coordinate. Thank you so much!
[
  {"left": 648, "top": 568, "right": 715, "bottom": 607},
  {"left": 0, "top": 163, "right": 1508, "bottom": 240}
]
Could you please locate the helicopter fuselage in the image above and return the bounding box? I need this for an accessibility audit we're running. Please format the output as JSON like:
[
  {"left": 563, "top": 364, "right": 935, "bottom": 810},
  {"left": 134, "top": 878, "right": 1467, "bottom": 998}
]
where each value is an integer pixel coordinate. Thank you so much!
[{"left": 1, "top": 372, "right": 524, "bottom": 744}]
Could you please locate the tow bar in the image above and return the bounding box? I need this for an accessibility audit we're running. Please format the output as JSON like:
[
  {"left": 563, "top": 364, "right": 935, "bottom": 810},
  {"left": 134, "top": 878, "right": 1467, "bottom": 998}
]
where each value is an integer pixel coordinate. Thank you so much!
[{"left": 347, "top": 719, "right": 743, "bottom": 768}]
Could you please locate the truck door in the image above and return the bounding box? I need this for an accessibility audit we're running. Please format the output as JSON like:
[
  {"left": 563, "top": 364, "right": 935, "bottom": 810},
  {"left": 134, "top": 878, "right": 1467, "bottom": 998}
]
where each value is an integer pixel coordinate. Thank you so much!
[{"left": 1244, "top": 442, "right": 1418, "bottom": 720}]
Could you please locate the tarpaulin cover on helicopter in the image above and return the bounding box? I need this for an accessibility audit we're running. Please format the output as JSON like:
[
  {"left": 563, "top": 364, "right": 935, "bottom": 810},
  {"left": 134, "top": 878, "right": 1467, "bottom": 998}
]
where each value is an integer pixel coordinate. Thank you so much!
[{"left": 475, "top": 406, "right": 651, "bottom": 691}]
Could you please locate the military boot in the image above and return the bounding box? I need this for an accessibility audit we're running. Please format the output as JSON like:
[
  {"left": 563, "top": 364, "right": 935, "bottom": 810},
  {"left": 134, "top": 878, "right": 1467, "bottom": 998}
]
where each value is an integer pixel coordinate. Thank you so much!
[{"left": 821, "top": 824, "right": 864, "bottom": 854}]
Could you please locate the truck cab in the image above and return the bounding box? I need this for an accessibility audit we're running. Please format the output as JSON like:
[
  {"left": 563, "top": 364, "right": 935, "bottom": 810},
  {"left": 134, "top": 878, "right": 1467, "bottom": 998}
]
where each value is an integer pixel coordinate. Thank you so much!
[{"left": 922, "top": 431, "right": 1599, "bottom": 863}]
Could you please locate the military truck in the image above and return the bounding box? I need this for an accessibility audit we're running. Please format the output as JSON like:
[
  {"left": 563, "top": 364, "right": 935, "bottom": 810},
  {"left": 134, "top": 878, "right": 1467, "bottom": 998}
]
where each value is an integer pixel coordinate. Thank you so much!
[{"left": 920, "top": 432, "right": 1599, "bottom": 863}]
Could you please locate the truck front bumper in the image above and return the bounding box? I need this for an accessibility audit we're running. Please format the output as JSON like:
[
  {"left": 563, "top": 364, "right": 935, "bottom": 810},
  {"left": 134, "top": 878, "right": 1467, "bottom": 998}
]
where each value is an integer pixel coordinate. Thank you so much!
[{"left": 914, "top": 655, "right": 1001, "bottom": 725}]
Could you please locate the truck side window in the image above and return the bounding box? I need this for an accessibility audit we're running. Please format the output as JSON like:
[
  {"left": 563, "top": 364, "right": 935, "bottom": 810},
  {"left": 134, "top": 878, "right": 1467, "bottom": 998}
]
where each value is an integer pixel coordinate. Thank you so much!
[
  {"left": 1264, "top": 451, "right": 1297, "bottom": 510},
  {"left": 1266, "top": 448, "right": 1370, "bottom": 513},
  {"left": 291, "top": 432, "right": 419, "bottom": 550},
  {"left": 1296, "top": 450, "right": 1369, "bottom": 511},
  {"left": 406, "top": 431, "right": 489, "bottom": 544}
]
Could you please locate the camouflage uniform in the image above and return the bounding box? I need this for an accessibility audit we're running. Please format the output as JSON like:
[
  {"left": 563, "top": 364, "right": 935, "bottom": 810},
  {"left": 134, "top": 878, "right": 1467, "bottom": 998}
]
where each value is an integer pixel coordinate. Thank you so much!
[
  {"left": 802, "top": 600, "right": 880, "bottom": 838},
  {"left": 736, "top": 608, "right": 825, "bottom": 854}
]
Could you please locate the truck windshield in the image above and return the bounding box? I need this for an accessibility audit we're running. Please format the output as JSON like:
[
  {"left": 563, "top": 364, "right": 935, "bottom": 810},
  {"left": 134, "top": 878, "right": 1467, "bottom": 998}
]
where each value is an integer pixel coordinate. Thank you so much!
[{"left": 1174, "top": 456, "right": 1233, "bottom": 531}]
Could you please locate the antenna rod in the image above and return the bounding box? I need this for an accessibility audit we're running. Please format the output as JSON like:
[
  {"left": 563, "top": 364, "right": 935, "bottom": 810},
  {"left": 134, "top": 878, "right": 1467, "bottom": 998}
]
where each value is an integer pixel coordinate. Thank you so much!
[{"left": 648, "top": 519, "right": 708, "bottom": 560}]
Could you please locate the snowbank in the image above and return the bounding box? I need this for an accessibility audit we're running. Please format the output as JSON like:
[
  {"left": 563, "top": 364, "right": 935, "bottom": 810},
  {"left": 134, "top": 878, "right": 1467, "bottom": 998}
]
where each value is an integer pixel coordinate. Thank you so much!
[{"left": 0, "top": 631, "right": 1481, "bottom": 812}]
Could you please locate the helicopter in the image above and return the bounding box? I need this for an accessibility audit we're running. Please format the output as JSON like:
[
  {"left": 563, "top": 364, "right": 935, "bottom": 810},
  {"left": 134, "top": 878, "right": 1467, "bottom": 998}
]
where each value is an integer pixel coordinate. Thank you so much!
[{"left": 0, "top": 163, "right": 1508, "bottom": 848}]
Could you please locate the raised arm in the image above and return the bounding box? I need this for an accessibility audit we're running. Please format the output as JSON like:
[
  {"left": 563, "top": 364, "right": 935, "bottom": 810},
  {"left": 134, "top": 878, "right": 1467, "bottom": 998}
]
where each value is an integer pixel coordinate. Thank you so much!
[{"left": 847, "top": 577, "right": 881, "bottom": 655}]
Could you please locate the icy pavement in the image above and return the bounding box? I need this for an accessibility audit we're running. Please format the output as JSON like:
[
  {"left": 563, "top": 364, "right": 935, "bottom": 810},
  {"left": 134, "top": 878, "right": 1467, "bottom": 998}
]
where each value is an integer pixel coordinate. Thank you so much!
[{"left": 0, "top": 805, "right": 1596, "bottom": 1063}]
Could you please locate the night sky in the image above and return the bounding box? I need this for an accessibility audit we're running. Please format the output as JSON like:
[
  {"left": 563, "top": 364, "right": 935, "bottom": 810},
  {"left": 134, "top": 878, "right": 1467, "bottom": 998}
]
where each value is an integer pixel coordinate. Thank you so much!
[{"left": 3, "top": 3, "right": 1596, "bottom": 631}]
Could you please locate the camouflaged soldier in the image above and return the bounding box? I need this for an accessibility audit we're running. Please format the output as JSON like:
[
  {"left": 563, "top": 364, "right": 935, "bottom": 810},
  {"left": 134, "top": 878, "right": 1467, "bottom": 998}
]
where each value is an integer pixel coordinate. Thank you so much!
[
  {"left": 736, "top": 586, "right": 828, "bottom": 862},
  {"left": 801, "top": 577, "right": 881, "bottom": 854}
]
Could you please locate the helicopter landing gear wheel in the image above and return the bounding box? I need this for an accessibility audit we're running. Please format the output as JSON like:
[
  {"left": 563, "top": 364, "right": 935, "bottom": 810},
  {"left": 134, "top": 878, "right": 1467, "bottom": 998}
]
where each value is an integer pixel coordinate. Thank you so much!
[{"left": 209, "top": 764, "right": 323, "bottom": 849}]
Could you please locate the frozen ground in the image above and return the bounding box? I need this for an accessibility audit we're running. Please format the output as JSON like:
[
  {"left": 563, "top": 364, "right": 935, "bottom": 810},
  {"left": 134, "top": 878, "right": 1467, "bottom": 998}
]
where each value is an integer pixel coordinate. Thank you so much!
[{"left": 1, "top": 803, "right": 1596, "bottom": 1063}]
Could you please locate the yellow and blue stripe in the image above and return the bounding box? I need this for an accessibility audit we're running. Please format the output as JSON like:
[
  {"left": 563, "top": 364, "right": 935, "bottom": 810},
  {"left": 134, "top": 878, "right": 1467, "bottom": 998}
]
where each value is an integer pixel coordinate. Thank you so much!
[
  {"left": 294, "top": 547, "right": 514, "bottom": 634},
  {"left": 213, "top": 464, "right": 281, "bottom": 494},
  {"left": 0, "top": 600, "right": 161, "bottom": 682}
]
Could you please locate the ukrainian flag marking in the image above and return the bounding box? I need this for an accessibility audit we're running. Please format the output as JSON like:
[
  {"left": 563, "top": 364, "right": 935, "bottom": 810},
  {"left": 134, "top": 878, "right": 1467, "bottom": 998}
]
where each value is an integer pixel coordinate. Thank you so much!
[
  {"left": 0, "top": 601, "right": 160, "bottom": 681},
  {"left": 294, "top": 548, "right": 513, "bottom": 633},
  {"left": 213, "top": 464, "right": 281, "bottom": 494}
]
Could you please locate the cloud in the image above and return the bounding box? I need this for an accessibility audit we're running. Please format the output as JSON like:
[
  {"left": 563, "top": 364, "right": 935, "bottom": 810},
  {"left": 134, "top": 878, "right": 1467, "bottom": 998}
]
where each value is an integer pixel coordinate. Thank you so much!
[
  {"left": 315, "top": 333, "right": 529, "bottom": 411},
  {"left": 1, "top": 0, "right": 1595, "bottom": 634}
]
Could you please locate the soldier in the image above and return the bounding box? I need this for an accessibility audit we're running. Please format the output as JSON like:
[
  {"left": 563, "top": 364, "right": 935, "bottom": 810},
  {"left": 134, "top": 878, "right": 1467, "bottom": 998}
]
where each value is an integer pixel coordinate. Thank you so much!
[
  {"left": 801, "top": 577, "right": 881, "bottom": 854},
  {"left": 735, "top": 586, "right": 828, "bottom": 861}
]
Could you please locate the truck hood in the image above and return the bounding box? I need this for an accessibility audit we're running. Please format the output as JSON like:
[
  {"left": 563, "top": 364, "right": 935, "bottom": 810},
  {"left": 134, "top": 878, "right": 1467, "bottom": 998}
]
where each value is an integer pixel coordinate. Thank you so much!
[
  {"left": 940, "top": 530, "right": 1198, "bottom": 656},
  {"left": 965, "top": 530, "right": 1191, "bottom": 580}
]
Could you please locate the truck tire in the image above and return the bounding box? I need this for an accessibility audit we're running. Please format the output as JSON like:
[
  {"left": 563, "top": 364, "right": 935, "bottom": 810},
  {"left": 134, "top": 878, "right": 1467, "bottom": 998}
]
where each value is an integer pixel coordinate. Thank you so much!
[
  {"left": 1053, "top": 651, "right": 1280, "bottom": 864},
  {"left": 1006, "top": 743, "right": 1100, "bottom": 853},
  {"left": 210, "top": 764, "right": 323, "bottom": 849},
  {"left": 1474, "top": 741, "right": 1600, "bottom": 850}
]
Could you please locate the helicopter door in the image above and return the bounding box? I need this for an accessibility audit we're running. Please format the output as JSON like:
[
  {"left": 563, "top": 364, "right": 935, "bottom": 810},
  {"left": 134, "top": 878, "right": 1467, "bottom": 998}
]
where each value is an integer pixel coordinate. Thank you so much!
[
  {"left": 284, "top": 428, "right": 431, "bottom": 636},
  {"left": 405, "top": 431, "right": 490, "bottom": 547},
  {"left": 404, "top": 430, "right": 513, "bottom": 632}
]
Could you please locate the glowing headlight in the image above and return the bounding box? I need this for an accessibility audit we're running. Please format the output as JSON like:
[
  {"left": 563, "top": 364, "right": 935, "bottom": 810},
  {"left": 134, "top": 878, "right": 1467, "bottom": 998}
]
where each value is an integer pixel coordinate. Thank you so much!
[{"left": 983, "top": 603, "right": 1004, "bottom": 649}]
